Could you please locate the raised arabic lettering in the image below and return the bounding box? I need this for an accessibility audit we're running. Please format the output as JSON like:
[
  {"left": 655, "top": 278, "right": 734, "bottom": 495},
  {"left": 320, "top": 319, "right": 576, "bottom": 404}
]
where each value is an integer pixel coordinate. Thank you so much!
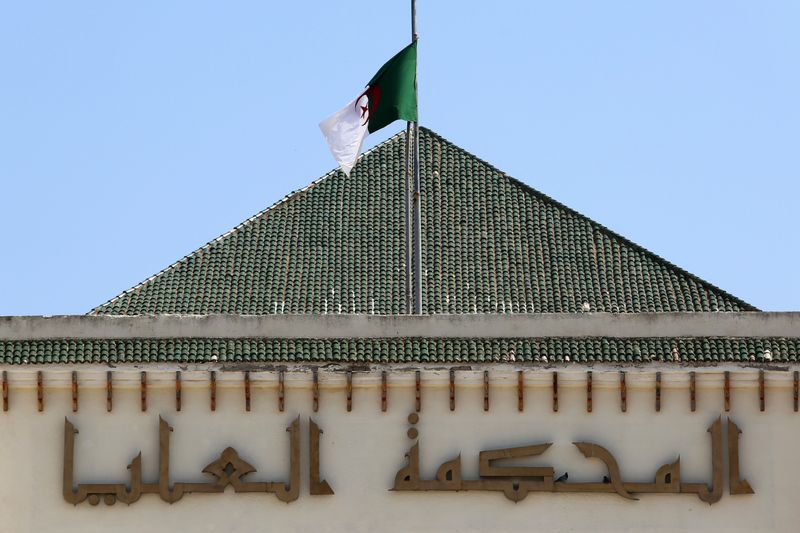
[
  {"left": 63, "top": 416, "right": 333, "bottom": 506},
  {"left": 391, "top": 413, "right": 753, "bottom": 504}
]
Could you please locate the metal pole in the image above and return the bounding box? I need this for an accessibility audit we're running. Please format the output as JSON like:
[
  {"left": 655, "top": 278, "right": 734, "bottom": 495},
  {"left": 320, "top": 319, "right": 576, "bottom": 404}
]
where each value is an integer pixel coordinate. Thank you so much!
[
  {"left": 411, "top": 0, "right": 423, "bottom": 314},
  {"left": 404, "top": 0, "right": 417, "bottom": 315},
  {"left": 404, "top": 122, "right": 412, "bottom": 314},
  {"left": 411, "top": 0, "right": 416, "bottom": 38}
]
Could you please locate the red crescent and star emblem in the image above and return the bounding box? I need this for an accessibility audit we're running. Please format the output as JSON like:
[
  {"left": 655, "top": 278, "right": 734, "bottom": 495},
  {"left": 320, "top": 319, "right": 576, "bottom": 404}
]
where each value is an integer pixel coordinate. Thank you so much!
[{"left": 355, "top": 86, "right": 381, "bottom": 126}]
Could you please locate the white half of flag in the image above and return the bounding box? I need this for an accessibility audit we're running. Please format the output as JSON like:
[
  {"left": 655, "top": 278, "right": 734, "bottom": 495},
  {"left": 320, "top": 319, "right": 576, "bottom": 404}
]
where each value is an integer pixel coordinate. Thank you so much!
[{"left": 319, "top": 93, "right": 369, "bottom": 176}]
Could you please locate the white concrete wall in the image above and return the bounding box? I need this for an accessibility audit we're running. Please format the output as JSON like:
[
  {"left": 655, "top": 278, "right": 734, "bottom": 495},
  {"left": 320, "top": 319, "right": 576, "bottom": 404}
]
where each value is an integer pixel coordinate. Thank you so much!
[{"left": 1, "top": 370, "right": 799, "bottom": 532}]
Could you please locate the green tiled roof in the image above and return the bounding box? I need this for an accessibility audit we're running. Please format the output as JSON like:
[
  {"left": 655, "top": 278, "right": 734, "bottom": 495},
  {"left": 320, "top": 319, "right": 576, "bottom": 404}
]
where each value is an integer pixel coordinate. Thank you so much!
[
  {"left": 91, "top": 128, "right": 755, "bottom": 315},
  {"left": 0, "top": 338, "right": 794, "bottom": 365}
]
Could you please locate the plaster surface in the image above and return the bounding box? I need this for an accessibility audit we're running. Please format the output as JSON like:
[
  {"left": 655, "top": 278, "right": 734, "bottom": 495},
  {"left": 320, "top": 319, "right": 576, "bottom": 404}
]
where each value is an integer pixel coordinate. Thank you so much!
[
  {"left": 2, "top": 312, "right": 800, "bottom": 340},
  {"left": 1, "top": 377, "right": 798, "bottom": 532}
]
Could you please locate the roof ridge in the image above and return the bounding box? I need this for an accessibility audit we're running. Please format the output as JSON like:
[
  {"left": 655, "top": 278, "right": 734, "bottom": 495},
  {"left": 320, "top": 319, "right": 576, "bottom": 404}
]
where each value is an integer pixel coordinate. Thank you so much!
[
  {"left": 419, "top": 126, "right": 758, "bottom": 311},
  {"left": 88, "top": 130, "right": 407, "bottom": 315}
]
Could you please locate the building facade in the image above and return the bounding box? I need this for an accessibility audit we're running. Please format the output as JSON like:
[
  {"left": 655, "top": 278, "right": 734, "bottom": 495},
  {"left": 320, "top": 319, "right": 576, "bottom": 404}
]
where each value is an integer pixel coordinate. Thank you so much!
[{"left": 1, "top": 129, "right": 798, "bottom": 532}]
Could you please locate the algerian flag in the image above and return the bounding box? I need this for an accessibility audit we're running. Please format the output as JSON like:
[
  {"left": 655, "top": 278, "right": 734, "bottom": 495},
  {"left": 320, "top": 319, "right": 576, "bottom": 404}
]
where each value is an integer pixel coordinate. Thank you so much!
[{"left": 320, "top": 42, "right": 417, "bottom": 176}]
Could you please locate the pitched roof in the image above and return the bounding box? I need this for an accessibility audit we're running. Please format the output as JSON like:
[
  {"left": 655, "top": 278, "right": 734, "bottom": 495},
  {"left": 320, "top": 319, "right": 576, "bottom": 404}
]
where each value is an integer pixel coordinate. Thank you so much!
[
  {"left": 90, "top": 128, "right": 756, "bottom": 315},
  {"left": 1, "top": 337, "right": 792, "bottom": 365}
]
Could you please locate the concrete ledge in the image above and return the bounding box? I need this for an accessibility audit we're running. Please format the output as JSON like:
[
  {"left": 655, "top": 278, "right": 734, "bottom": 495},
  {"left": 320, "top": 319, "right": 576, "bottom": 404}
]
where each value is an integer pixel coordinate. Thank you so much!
[{"left": 0, "top": 313, "right": 799, "bottom": 340}]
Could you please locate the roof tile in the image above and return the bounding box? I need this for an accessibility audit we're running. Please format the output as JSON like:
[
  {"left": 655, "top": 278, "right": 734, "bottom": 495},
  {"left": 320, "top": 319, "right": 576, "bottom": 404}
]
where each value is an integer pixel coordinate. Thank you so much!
[
  {"left": 2, "top": 338, "right": 798, "bottom": 365},
  {"left": 90, "top": 128, "right": 755, "bottom": 315}
]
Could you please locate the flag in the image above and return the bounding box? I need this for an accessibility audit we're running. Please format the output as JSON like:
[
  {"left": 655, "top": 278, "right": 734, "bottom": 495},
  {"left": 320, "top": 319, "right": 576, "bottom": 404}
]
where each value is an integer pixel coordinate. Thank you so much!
[{"left": 320, "top": 42, "right": 417, "bottom": 175}]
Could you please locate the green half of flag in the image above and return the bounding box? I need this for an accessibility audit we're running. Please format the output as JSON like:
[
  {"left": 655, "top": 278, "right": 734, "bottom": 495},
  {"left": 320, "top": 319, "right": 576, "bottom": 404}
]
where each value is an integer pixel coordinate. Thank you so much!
[{"left": 362, "top": 41, "right": 417, "bottom": 134}]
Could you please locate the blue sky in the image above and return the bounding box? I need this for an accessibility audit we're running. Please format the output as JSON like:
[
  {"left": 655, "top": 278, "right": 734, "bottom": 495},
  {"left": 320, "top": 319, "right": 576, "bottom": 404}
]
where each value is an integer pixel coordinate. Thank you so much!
[{"left": 1, "top": 1, "right": 798, "bottom": 314}]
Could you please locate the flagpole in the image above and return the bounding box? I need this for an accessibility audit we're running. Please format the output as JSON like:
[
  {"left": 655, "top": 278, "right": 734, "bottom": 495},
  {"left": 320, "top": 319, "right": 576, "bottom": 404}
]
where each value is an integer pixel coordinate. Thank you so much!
[
  {"left": 405, "top": 124, "right": 413, "bottom": 314},
  {"left": 404, "top": 1, "right": 417, "bottom": 314},
  {"left": 411, "top": 0, "right": 423, "bottom": 314}
]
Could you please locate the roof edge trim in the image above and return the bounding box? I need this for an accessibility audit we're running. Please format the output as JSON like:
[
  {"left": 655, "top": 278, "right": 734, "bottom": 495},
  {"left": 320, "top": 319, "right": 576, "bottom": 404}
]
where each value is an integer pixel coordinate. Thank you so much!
[{"left": 4, "top": 312, "right": 798, "bottom": 341}]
